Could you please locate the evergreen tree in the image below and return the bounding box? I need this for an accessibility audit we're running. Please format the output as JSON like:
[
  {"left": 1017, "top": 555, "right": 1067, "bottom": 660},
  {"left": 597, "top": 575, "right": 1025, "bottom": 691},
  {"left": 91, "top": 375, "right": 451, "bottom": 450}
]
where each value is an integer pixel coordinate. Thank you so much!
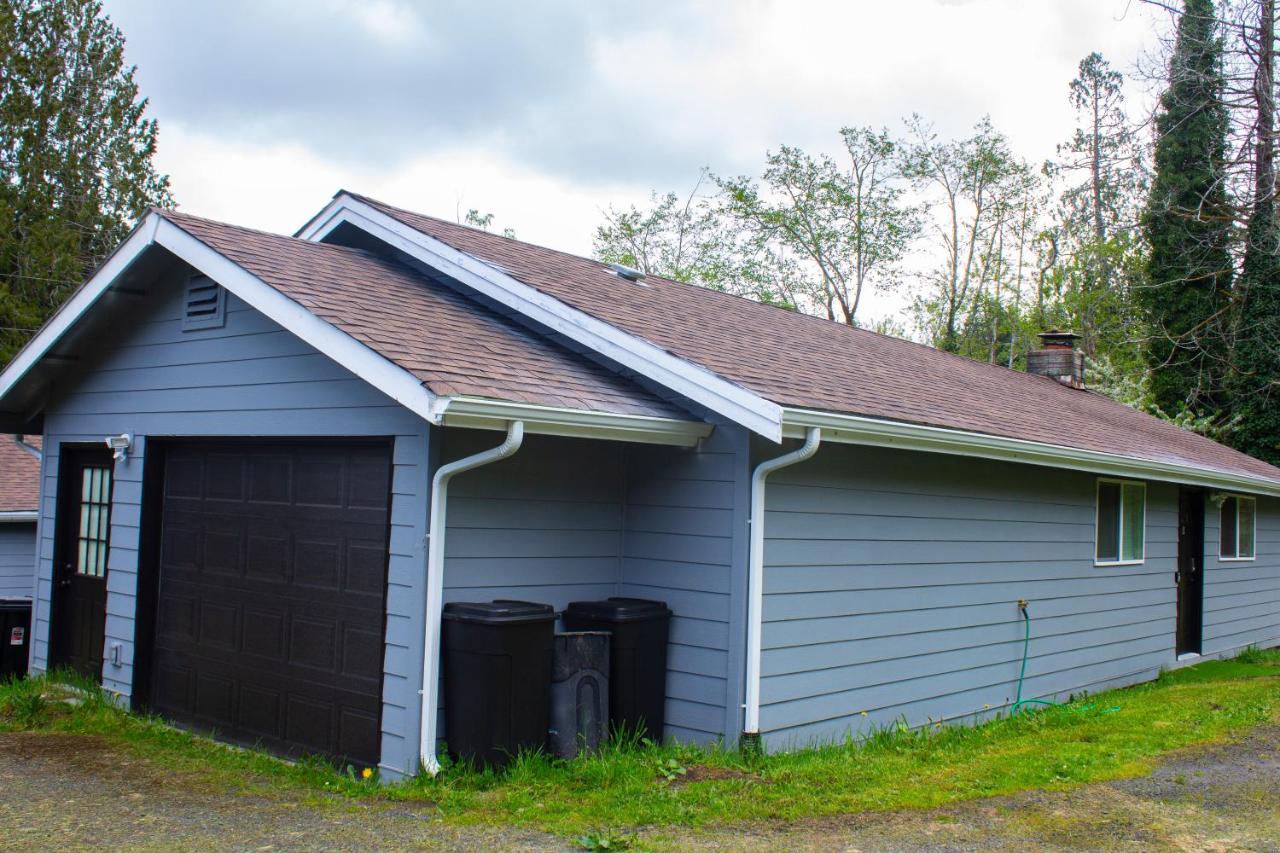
[
  {"left": 0, "top": 0, "right": 172, "bottom": 364},
  {"left": 1140, "top": 0, "right": 1234, "bottom": 416},
  {"left": 1227, "top": 0, "right": 1280, "bottom": 464}
]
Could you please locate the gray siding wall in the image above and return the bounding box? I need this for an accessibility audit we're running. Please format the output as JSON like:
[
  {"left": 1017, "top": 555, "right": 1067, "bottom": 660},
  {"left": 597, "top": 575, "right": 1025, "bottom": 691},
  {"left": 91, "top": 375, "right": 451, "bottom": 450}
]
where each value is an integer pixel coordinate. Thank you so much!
[
  {"left": 30, "top": 277, "right": 432, "bottom": 780},
  {"left": 0, "top": 523, "right": 36, "bottom": 599},
  {"left": 759, "top": 444, "right": 1182, "bottom": 747},
  {"left": 620, "top": 423, "right": 751, "bottom": 743},
  {"left": 441, "top": 431, "right": 624, "bottom": 611},
  {"left": 1202, "top": 495, "right": 1280, "bottom": 655}
]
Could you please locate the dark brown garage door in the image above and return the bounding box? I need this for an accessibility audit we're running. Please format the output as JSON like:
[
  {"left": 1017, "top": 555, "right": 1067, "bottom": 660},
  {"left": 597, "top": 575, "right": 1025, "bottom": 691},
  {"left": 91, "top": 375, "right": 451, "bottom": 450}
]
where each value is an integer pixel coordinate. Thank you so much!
[{"left": 149, "top": 441, "right": 392, "bottom": 768}]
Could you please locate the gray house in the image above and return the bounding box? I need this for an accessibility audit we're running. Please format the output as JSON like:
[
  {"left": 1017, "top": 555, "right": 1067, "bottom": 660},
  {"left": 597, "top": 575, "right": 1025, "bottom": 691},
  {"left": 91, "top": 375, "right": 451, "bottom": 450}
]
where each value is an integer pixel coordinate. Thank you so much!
[
  {"left": 0, "top": 191, "right": 1276, "bottom": 779},
  {"left": 0, "top": 435, "right": 41, "bottom": 602}
]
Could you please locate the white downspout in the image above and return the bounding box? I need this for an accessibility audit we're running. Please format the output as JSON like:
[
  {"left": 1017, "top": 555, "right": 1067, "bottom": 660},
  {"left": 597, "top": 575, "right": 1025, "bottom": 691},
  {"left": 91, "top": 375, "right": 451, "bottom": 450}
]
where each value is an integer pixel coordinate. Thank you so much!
[
  {"left": 743, "top": 427, "right": 820, "bottom": 743},
  {"left": 419, "top": 420, "right": 524, "bottom": 775}
]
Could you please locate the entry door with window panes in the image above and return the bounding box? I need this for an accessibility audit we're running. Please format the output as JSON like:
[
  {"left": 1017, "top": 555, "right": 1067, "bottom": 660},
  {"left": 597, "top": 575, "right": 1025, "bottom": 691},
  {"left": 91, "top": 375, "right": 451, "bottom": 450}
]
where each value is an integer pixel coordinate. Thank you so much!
[{"left": 52, "top": 448, "right": 115, "bottom": 680}]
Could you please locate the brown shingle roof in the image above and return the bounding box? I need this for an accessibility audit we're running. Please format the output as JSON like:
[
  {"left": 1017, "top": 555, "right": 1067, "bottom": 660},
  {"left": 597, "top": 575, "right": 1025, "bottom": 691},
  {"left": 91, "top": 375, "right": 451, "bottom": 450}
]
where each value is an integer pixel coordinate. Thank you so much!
[
  {"left": 353, "top": 192, "right": 1280, "bottom": 485},
  {"left": 159, "top": 211, "right": 685, "bottom": 420},
  {"left": 0, "top": 436, "right": 41, "bottom": 514}
]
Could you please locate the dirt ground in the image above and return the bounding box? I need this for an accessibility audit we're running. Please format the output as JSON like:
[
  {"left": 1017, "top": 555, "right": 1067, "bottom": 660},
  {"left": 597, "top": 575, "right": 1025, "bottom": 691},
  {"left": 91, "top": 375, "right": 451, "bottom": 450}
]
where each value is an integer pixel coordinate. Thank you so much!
[{"left": 1, "top": 727, "right": 1278, "bottom": 852}]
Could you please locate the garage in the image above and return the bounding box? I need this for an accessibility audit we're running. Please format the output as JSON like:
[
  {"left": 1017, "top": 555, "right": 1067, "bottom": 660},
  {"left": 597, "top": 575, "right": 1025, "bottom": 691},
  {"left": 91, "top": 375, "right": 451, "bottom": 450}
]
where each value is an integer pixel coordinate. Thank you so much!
[{"left": 145, "top": 441, "right": 392, "bottom": 768}]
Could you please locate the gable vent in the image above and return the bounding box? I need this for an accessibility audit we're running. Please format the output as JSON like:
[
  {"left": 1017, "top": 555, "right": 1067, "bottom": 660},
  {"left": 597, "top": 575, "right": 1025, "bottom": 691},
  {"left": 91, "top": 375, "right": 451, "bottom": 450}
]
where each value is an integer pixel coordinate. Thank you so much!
[{"left": 183, "top": 274, "right": 226, "bottom": 330}]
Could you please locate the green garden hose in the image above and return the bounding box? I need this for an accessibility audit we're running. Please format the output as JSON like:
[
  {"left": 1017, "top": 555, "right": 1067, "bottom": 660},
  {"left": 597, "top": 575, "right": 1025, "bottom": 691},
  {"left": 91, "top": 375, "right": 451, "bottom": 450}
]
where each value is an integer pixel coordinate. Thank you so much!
[{"left": 1011, "top": 601, "right": 1057, "bottom": 715}]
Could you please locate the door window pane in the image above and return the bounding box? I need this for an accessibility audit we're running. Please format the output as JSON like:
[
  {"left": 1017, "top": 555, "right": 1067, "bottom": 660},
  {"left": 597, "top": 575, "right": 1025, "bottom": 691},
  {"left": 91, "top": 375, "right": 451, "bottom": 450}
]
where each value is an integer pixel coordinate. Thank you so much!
[{"left": 74, "top": 466, "right": 112, "bottom": 578}]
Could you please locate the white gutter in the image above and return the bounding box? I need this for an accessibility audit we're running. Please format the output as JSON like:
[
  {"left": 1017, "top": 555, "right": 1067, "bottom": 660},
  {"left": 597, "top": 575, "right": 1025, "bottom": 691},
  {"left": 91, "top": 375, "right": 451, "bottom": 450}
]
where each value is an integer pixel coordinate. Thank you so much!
[
  {"left": 437, "top": 396, "right": 713, "bottom": 448},
  {"left": 0, "top": 511, "right": 38, "bottom": 523},
  {"left": 419, "top": 420, "right": 525, "bottom": 775},
  {"left": 743, "top": 427, "right": 821, "bottom": 741},
  {"left": 782, "top": 408, "right": 1280, "bottom": 498}
]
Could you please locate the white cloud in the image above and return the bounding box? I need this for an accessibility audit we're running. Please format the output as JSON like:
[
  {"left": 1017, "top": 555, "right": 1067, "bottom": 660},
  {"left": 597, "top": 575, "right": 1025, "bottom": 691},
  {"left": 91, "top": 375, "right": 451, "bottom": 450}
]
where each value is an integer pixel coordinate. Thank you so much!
[{"left": 131, "top": 0, "right": 1165, "bottom": 329}]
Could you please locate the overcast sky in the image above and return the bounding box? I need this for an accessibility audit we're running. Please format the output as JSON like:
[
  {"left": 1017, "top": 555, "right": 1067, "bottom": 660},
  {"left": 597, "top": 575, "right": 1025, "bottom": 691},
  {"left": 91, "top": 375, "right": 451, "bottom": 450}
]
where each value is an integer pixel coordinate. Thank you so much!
[{"left": 101, "top": 0, "right": 1164, "bottom": 326}]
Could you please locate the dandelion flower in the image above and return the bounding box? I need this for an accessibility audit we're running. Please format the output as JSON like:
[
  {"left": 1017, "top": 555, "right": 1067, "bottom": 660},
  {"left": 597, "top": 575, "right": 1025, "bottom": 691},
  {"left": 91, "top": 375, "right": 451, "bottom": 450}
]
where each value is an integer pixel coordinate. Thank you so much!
[{"left": 361, "top": 767, "right": 374, "bottom": 781}]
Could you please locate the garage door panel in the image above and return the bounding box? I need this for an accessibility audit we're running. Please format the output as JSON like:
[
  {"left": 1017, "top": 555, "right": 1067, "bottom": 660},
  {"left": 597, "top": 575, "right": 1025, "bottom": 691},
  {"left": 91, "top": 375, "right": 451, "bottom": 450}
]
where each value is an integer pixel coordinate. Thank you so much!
[{"left": 150, "top": 441, "right": 390, "bottom": 768}]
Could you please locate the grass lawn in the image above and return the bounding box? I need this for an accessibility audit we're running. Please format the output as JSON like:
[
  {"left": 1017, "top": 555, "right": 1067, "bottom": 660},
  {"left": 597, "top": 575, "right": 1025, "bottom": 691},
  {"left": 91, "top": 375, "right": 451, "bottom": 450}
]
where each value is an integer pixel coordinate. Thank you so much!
[{"left": 2, "top": 647, "right": 1278, "bottom": 845}]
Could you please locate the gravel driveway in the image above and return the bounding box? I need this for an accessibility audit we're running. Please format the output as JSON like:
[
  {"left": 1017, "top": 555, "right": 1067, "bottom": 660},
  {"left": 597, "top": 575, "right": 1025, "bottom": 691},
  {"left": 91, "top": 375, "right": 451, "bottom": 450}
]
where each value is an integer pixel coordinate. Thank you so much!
[{"left": 1, "top": 727, "right": 1278, "bottom": 851}]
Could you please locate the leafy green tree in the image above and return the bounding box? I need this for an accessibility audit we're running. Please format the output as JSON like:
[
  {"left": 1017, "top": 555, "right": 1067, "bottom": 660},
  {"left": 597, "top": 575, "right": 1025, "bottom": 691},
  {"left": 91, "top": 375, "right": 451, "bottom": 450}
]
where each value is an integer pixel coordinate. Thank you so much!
[
  {"left": 900, "top": 115, "right": 1034, "bottom": 354},
  {"left": 1139, "top": 0, "right": 1234, "bottom": 416},
  {"left": 0, "top": 0, "right": 172, "bottom": 364},
  {"left": 594, "top": 174, "right": 804, "bottom": 308},
  {"left": 1226, "top": 0, "right": 1280, "bottom": 463},
  {"left": 716, "top": 129, "right": 919, "bottom": 326},
  {"left": 595, "top": 172, "right": 731, "bottom": 285}
]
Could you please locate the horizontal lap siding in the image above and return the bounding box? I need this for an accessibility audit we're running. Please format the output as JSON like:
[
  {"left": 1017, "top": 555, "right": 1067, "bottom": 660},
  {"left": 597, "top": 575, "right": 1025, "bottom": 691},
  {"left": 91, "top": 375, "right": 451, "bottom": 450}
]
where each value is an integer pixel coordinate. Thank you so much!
[
  {"left": 0, "top": 524, "right": 36, "bottom": 600},
  {"left": 1202, "top": 496, "right": 1280, "bottom": 655},
  {"left": 33, "top": 278, "right": 430, "bottom": 780},
  {"left": 759, "top": 445, "right": 1178, "bottom": 747},
  {"left": 440, "top": 431, "right": 623, "bottom": 611},
  {"left": 621, "top": 424, "right": 749, "bottom": 743}
]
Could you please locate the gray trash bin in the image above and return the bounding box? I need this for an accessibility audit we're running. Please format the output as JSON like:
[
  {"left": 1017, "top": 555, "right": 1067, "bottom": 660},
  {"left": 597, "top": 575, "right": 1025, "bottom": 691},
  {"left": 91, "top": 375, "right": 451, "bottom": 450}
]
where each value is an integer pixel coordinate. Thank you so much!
[{"left": 548, "top": 631, "right": 609, "bottom": 759}]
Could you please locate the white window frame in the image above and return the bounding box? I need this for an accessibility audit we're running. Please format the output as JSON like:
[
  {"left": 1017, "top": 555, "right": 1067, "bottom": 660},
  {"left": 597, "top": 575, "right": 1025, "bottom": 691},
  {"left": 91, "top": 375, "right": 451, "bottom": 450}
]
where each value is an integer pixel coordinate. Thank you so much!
[
  {"left": 1218, "top": 494, "right": 1257, "bottom": 562},
  {"left": 1095, "top": 478, "right": 1147, "bottom": 567}
]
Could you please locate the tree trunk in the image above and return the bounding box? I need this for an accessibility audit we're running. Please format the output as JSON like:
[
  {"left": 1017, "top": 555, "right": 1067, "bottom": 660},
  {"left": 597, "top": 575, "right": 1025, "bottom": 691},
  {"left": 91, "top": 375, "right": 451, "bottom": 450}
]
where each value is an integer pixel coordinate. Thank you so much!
[{"left": 1256, "top": 0, "right": 1275, "bottom": 213}]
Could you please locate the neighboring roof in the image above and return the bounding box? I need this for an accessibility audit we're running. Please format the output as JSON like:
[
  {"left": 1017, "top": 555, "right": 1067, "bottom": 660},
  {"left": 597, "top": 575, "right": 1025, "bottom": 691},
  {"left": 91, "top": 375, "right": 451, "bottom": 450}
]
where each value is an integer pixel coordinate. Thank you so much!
[
  {"left": 0, "top": 436, "right": 40, "bottom": 515},
  {"left": 155, "top": 211, "right": 686, "bottom": 421},
  {"left": 345, "top": 192, "right": 1280, "bottom": 486}
]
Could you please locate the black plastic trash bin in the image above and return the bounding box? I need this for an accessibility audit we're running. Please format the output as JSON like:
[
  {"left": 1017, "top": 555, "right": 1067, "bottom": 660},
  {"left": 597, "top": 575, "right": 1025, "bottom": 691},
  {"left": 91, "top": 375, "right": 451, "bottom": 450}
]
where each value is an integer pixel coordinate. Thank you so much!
[
  {"left": 548, "top": 631, "right": 609, "bottom": 759},
  {"left": 0, "top": 600, "right": 31, "bottom": 679},
  {"left": 562, "top": 597, "right": 671, "bottom": 741},
  {"left": 442, "top": 600, "right": 556, "bottom": 770}
]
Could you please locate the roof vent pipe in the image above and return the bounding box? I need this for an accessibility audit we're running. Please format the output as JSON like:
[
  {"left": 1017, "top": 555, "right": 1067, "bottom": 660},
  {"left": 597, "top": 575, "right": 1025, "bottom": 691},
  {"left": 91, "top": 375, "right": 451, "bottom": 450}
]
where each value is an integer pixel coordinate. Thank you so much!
[
  {"left": 606, "top": 262, "right": 646, "bottom": 282},
  {"left": 419, "top": 420, "right": 524, "bottom": 776},
  {"left": 1026, "top": 330, "right": 1085, "bottom": 389},
  {"left": 743, "top": 427, "right": 821, "bottom": 746}
]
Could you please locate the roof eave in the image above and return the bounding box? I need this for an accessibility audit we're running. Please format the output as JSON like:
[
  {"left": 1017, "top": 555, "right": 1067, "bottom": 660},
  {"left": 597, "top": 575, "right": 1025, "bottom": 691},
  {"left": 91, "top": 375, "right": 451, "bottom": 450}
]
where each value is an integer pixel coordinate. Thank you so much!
[
  {"left": 438, "top": 396, "right": 713, "bottom": 447},
  {"left": 782, "top": 407, "right": 1280, "bottom": 498}
]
